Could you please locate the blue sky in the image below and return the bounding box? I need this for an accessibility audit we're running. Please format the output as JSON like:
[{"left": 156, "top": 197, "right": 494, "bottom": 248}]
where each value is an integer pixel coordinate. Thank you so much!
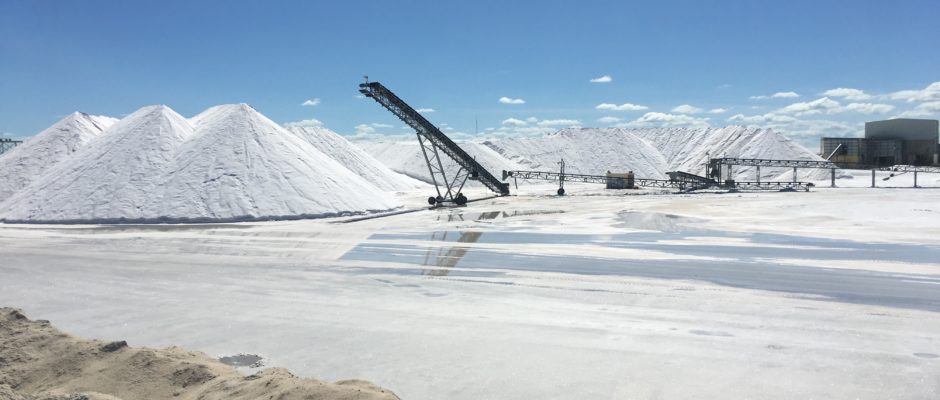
[{"left": 1, "top": 0, "right": 938, "bottom": 148}]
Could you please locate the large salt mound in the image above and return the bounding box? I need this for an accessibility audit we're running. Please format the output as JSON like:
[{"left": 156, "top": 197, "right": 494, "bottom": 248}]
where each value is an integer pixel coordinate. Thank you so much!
[
  {"left": 478, "top": 127, "right": 828, "bottom": 182},
  {"left": 0, "top": 112, "right": 117, "bottom": 201},
  {"left": 356, "top": 140, "right": 526, "bottom": 185},
  {"left": 482, "top": 128, "right": 670, "bottom": 179},
  {"left": 0, "top": 104, "right": 401, "bottom": 223},
  {"left": 627, "top": 126, "right": 829, "bottom": 180},
  {"left": 286, "top": 125, "right": 425, "bottom": 192},
  {"left": 158, "top": 104, "right": 400, "bottom": 221},
  {"left": 0, "top": 105, "right": 193, "bottom": 222}
]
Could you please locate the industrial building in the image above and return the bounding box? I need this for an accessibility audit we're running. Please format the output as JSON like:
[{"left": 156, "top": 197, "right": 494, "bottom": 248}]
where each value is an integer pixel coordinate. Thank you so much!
[{"left": 821, "top": 118, "right": 939, "bottom": 167}]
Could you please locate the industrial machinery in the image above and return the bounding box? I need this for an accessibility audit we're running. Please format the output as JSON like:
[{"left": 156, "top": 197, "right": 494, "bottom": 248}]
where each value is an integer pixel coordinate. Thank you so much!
[
  {"left": 0, "top": 138, "right": 22, "bottom": 155},
  {"left": 708, "top": 157, "right": 838, "bottom": 187},
  {"left": 358, "top": 79, "right": 509, "bottom": 206}
]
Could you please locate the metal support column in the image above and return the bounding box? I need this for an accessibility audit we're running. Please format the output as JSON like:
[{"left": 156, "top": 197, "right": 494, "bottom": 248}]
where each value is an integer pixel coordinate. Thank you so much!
[
  {"left": 831, "top": 169, "right": 836, "bottom": 188},
  {"left": 756, "top": 165, "right": 760, "bottom": 184},
  {"left": 792, "top": 167, "right": 798, "bottom": 183},
  {"left": 872, "top": 170, "right": 876, "bottom": 188},
  {"left": 914, "top": 171, "right": 918, "bottom": 188}
]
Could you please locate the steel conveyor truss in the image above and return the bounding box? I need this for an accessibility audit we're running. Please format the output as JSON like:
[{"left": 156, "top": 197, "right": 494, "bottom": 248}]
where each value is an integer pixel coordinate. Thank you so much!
[{"left": 358, "top": 80, "right": 510, "bottom": 205}]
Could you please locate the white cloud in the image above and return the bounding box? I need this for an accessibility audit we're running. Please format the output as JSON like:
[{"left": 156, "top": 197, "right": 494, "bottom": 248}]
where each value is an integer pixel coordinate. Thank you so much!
[
  {"left": 897, "top": 101, "right": 940, "bottom": 117},
  {"left": 284, "top": 118, "right": 324, "bottom": 128},
  {"left": 596, "top": 102, "right": 648, "bottom": 111},
  {"left": 778, "top": 97, "right": 841, "bottom": 116},
  {"left": 671, "top": 104, "right": 703, "bottom": 114},
  {"left": 589, "top": 75, "right": 612, "bottom": 83},
  {"left": 525, "top": 117, "right": 538, "bottom": 123},
  {"left": 501, "top": 118, "right": 528, "bottom": 126},
  {"left": 843, "top": 103, "right": 895, "bottom": 114},
  {"left": 301, "top": 98, "right": 321, "bottom": 107},
  {"left": 888, "top": 81, "right": 940, "bottom": 102},
  {"left": 537, "top": 119, "right": 580, "bottom": 127},
  {"left": 821, "top": 88, "right": 872, "bottom": 101},
  {"left": 370, "top": 123, "right": 393, "bottom": 128},
  {"left": 750, "top": 91, "right": 801, "bottom": 100},
  {"left": 499, "top": 97, "right": 526, "bottom": 105},
  {"left": 619, "top": 112, "right": 709, "bottom": 128},
  {"left": 354, "top": 124, "right": 375, "bottom": 135},
  {"left": 598, "top": 116, "right": 622, "bottom": 124},
  {"left": 415, "top": 108, "right": 435, "bottom": 113},
  {"left": 727, "top": 113, "right": 797, "bottom": 124},
  {"left": 708, "top": 108, "right": 728, "bottom": 114}
]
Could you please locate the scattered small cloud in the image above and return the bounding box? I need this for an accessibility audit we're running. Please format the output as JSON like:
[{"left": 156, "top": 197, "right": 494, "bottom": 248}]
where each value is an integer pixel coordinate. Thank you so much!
[
  {"left": 671, "top": 104, "right": 703, "bottom": 114},
  {"left": 778, "top": 97, "right": 840, "bottom": 116},
  {"left": 750, "top": 91, "right": 801, "bottom": 100},
  {"left": 589, "top": 75, "right": 612, "bottom": 83},
  {"left": 354, "top": 124, "right": 375, "bottom": 135},
  {"left": 843, "top": 103, "right": 895, "bottom": 114},
  {"left": 370, "top": 123, "right": 393, "bottom": 128},
  {"left": 888, "top": 81, "right": 940, "bottom": 103},
  {"left": 596, "top": 102, "right": 648, "bottom": 111},
  {"left": 717, "top": 84, "right": 732, "bottom": 89},
  {"left": 821, "top": 88, "right": 872, "bottom": 101},
  {"left": 619, "top": 112, "right": 709, "bottom": 128},
  {"left": 708, "top": 108, "right": 728, "bottom": 114},
  {"left": 415, "top": 108, "right": 435, "bottom": 113},
  {"left": 897, "top": 101, "right": 940, "bottom": 117},
  {"left": 598, "top": 116, "right": 622, "bottom": 124},
  {"left": 301, "top": 98, "right": 321, "bottom": 107},
  {"left": 499, "top": 96, "right": 526, "bottom": 105},
  {"left": 537, "top": 119, "right": 580, "bottom": 127},
  {"left": 284, "top": 118, "right": 324, "bottom": 128},
  {"left": 502, "top": 118, "right": 528, "bottom": 126}
]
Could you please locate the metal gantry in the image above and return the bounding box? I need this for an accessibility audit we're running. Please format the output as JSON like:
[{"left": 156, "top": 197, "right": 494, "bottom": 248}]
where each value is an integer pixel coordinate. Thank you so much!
[
  {"left": 0, "top": 138, "right": 22, "bottom": 155},
  {"left": 358, "top": 80, "right": 509, "bottom": 205},
  {"left": 505, "top": 168, "right": 811, "bottom": 192},
  {"left": 709, "top": 157, "right": 839, "bottom": 187}
]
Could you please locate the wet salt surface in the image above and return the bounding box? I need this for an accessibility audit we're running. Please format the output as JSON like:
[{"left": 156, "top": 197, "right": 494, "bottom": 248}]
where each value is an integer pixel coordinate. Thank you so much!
[
  {"left": 341, "top": 213, "right": 940, "bottom": 312},
  {"left": 218, "top": 353, "right": 265, "bottom": 368}
]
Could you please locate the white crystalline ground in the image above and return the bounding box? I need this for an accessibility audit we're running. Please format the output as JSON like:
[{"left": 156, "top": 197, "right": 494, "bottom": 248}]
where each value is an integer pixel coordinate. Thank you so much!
[
  {"left": 355, "top": 140, "right": 526, "bottom": 185},
  {"left": 1, "top": 187, "right": 939, "bottom": 399},
  {"left": 0, "top": 112, "right": 117, "bottom": 201},
  {"left": 0, "top": 104, "right": 401, "bottom": 223},
  {"left": 286, "top": 125, "right": 425, "bottom": 192}
]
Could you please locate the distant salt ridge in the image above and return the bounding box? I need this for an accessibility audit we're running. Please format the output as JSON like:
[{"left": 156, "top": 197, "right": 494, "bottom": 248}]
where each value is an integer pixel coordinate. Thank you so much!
[
  {"left": 355, "top": 140, "right": 526, "bottom": 186},
  {"left": 0, "top": 112, "right": 117, "bottom": 201},
  {"left": 286, "top": 124, "right": 425, "bottom": 192},
  {"left": 358, "top": 126, "right": 827, "bottom": 183},
  {"left": 0, "top": 104, "right": 400, "bottom": 223},
  {"left": 483, "top": 126, "right": 828, "bottom": 181}
]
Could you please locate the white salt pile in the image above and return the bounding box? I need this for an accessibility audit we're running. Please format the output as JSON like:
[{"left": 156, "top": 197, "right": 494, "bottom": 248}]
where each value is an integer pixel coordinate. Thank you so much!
[
  {"left": 0, "top": 104, "right": 400, "bottom": 223},
  {"left": 286, "top": 124, "right": 425, "bottom": 192},
  {"left": 0, "top": 112, "right": 117, "bottom": 201},
  {"left": 356, "top": 140, "right": 526, "bottom": 185},
  {"left": 361, "top": 126, "right": 827, "bottom": 183},
  {"left": 482, "top": 128, "right": 670, "bottom": 179}
]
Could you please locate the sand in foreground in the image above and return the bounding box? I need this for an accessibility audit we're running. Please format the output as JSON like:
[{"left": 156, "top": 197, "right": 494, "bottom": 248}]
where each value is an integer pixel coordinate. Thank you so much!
[{"left": 0, "top": 308, "right": 399, "bottom": 400}]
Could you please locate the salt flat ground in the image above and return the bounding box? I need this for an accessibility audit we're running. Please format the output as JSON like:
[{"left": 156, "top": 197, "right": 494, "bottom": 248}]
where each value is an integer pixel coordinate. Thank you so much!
[{"left": 2, "top": 181, "right": 940, "bottom": 399}]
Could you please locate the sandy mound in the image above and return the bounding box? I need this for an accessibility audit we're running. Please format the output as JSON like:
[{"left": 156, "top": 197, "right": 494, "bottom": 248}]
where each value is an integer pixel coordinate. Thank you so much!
[{"left": 0, "top": 308, "right": 399, "bottom": 400}]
